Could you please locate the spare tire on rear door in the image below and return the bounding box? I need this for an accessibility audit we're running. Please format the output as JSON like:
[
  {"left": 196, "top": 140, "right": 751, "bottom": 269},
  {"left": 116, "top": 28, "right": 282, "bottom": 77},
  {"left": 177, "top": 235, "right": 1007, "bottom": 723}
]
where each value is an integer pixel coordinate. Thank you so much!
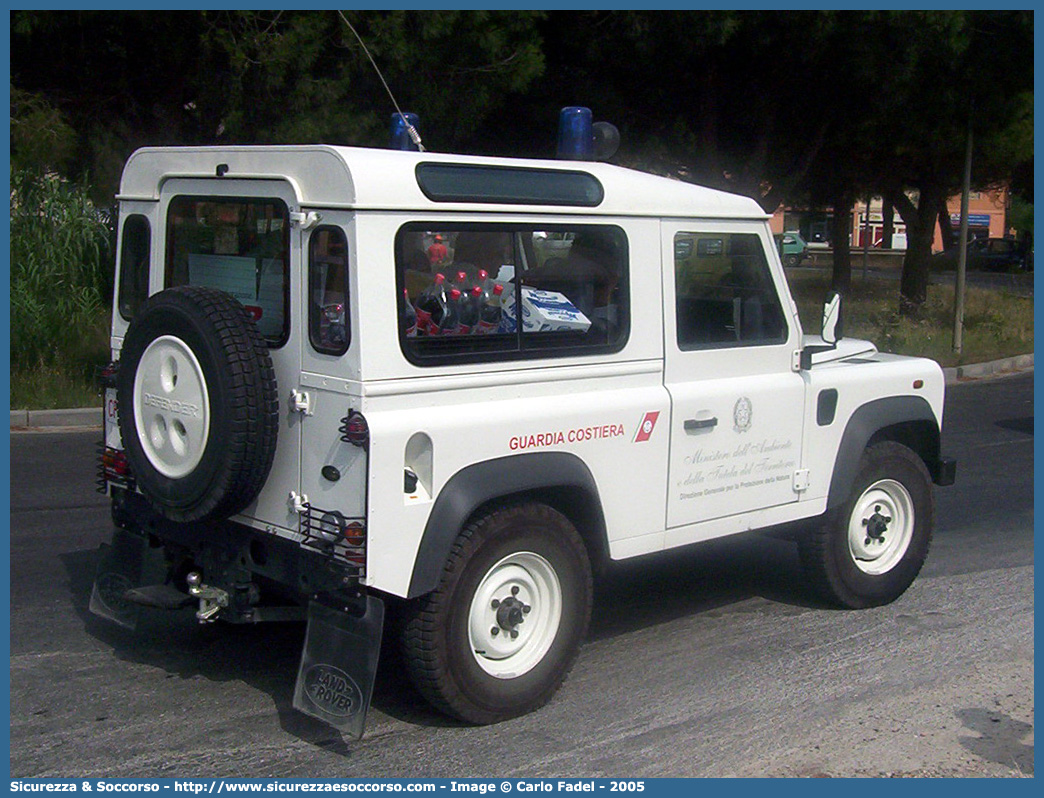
[{"left": 117, "top": 286, "right": 279, "bottom": 523}]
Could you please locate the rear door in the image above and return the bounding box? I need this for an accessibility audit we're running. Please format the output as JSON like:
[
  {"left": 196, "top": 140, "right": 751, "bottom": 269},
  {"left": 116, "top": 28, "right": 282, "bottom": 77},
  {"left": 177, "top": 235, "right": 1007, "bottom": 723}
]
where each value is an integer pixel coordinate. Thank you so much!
[
  {"left": 662, "top": 221, "right": 806, "bottom": 531},
  {"left": 160, "top": 178, "right": 303, "bottom": 532},
  {"left": 297, "top": 216, "right": 368, "bottom": 535}
]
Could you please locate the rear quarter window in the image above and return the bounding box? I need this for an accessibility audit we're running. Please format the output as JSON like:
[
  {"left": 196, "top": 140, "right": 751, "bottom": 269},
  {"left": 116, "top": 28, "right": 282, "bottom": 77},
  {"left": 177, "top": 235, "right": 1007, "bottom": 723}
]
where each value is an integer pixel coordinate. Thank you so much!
[
  {"left": 308, "top": 226, "right": 350, "bottom": 355},
  {"left": 118, "top": 214, "right": 151, "bottom": 320},
  {"left": 397, "top": 223, "right": 629, "bottom": 365}
]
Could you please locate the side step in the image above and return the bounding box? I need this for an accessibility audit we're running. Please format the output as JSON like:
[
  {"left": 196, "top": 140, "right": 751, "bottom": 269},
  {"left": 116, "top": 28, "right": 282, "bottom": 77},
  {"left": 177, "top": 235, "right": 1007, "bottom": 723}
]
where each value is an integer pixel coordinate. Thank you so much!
[{"left": 89, "top": 527, "right": 164, "bottom": 630}]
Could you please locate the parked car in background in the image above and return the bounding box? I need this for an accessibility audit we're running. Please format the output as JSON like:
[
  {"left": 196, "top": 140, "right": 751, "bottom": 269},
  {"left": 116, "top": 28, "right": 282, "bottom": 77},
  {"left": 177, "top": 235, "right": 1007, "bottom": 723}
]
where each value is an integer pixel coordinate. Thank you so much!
[
  {"left": 774, "top": 230, "right": 809, "bottom": 267},
  {"left": 931, "top": 237, "right": 1026, "bottom": 273}
]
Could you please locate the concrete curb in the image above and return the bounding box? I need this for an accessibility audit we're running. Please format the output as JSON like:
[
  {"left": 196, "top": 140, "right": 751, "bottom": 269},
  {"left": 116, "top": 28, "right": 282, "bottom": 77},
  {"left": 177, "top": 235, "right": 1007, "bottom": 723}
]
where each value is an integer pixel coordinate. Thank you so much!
[
  {"left": 942, "top": 353, "right": 1034, "bottom": 385},
  {"left": 10, "top": 354, "right": 1033, "bottom": 431},
  {"left": 10, "top": 406, "right": 103, "bottom": 431}
]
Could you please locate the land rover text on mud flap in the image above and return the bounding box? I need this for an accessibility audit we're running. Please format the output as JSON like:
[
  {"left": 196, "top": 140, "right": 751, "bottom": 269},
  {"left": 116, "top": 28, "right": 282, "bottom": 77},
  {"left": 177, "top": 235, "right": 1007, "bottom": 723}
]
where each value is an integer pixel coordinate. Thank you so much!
[{"left": 93, "top": 140, "right": 956, "bottom": 736}]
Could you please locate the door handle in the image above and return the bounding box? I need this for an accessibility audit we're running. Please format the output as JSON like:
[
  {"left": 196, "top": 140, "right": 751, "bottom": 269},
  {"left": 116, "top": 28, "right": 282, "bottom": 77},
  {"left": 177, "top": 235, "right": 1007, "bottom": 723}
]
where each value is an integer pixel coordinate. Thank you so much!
[{"left": 684, "top": 416, "right": 718, "bottom": 432}]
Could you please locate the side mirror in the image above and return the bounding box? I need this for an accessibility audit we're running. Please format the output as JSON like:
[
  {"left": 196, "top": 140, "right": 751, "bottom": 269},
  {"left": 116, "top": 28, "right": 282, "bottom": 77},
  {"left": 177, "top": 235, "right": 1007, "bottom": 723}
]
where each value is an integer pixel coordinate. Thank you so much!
[
  {"left": 822, "top": 291, "right": 843, "bottom": 345},
  {"left": 800, "top": 291, "right": 843, "bottom": 370}
]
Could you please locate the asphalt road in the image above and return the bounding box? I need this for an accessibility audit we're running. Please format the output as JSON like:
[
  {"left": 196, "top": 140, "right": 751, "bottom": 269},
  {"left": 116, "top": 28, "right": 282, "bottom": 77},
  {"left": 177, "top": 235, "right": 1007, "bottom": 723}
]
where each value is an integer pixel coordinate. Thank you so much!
[{"left": 8, "top": 372, "right": 1034, "bottom": 778}]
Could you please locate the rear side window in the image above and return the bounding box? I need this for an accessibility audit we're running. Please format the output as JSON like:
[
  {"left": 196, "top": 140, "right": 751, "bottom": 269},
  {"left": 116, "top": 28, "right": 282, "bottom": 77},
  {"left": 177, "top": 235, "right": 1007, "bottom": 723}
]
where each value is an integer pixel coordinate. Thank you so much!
[
  {"left": 674, "top": 232, "right": 787, "bottom": 349},
  {"left": 308, "top": 226, "right": 350, "bottom": 355},
  {"left": 118, "top": 215, "right": 151, "bottom": 320},
  {"left": 397, "top": 223, "right": 629, "bottom": 365},
  {"left": 165, "top": 196, "right": 290, "bottom": 346}
]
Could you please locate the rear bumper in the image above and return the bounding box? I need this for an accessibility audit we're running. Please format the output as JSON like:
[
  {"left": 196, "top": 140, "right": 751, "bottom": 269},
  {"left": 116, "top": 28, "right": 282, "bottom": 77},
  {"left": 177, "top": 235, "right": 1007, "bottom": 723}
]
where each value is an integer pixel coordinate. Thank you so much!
[{"left": 110, "top": 487, "right": 365, "bottom": 598}]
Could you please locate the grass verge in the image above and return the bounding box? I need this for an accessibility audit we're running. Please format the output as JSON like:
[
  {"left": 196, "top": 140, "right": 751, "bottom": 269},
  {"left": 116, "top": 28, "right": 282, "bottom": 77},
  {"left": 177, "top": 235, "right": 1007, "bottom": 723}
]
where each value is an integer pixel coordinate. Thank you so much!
[
  {"left": 10, "top": 309, "right": 110, "bottom": 410},
  {"left": 787, "top": 271, "right": 1033, "bottom": 368},
  {"left": 9, "top": 273, "right": 1033, "bottom": 410}
]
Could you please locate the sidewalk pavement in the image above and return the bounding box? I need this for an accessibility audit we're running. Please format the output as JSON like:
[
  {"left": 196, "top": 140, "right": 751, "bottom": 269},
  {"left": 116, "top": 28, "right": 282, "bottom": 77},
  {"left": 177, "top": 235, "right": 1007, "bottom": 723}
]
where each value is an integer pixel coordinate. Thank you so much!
[{"left": 9, "top": 353, "right": 1034, "bottom": 431}]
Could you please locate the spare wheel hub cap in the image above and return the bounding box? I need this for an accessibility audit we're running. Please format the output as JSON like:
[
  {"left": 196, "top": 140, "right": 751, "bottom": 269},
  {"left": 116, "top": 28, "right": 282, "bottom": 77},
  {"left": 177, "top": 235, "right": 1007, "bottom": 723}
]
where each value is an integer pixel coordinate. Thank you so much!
[{"left": 133, "top": 335, "right": 211, "bottom": 479}]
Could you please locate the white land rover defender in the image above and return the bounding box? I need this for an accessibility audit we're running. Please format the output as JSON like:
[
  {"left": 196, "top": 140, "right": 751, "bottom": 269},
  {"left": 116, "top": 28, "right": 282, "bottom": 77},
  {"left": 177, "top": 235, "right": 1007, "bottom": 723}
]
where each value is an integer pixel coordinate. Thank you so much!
[{"left": 93, "top": 134, "right": 955, "bottom": 736}]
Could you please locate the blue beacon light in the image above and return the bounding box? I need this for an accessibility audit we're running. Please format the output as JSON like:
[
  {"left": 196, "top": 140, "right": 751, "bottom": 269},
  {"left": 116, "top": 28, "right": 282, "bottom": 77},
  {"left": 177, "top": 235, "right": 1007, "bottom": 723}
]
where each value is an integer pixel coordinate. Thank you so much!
[
  {"left": 390, "top": 112, "right": 421, "bottom": 151},
  {"left": 556, "top": 106, "right": 594, "bottom": 160}
]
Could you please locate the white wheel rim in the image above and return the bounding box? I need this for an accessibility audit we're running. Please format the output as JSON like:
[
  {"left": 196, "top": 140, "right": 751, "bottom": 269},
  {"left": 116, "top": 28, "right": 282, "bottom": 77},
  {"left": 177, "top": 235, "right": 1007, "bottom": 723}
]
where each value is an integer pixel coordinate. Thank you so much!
[
  {"left": 133, "top": 335, "right": 211, "bottom": 479},
  {"left": 847, "top": 479, "right": 914, "bottom": 575},
  {"left": 467, "top": 552, "right": 562, "bottom": 679}
]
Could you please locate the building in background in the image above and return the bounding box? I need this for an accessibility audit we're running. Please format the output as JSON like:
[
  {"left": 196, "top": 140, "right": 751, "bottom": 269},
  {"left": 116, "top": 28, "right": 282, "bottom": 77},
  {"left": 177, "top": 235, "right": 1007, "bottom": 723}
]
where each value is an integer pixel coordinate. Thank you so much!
[{"left": 769, "top": 186, "right": 1010, "bottom": 253}]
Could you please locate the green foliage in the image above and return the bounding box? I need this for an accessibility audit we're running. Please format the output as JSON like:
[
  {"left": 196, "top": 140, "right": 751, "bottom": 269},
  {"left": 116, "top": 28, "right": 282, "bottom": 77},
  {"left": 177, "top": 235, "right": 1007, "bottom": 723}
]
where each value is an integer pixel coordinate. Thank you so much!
[
  {"left": 10, "top": 10, "right": 1031, "bottom": 214},
  {"left": 7, "top": 9, "right": 1035, "bottom": 401},
  {"left": 9, "top": 169, "right": 113, "bottom": 390},
  {"left": 789, "top": 271, "right": 1033, "bottom": 367},
  {"left": 1009, "top": 194, "right": 1033, "bottom": 236},
  {"left": 10, "top": 346, "right": 111, "bottom": 410},
  {"left": 10, "top": 87, "right": 77, "bottom": 173},
  {"left": 195, "top": 10, "right": 546, "bottom": 150}
]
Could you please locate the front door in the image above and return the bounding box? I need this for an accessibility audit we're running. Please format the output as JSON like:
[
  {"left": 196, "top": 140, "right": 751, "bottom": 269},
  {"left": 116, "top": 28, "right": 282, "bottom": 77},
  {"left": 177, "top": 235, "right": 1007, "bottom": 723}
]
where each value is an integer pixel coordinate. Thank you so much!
[
  {"left": 160, "top": 178, "right": 303, "bottom": 532},
  {"left": 662, "top": 221, "right": 806, "bottom": 530}
]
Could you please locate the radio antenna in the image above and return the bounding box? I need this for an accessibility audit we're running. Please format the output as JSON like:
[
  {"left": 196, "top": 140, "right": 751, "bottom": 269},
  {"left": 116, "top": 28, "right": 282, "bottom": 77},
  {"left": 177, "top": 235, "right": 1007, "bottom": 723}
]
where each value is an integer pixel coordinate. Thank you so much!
[{"left": 337, "top": 10, "right": 424, "bottom": 152}]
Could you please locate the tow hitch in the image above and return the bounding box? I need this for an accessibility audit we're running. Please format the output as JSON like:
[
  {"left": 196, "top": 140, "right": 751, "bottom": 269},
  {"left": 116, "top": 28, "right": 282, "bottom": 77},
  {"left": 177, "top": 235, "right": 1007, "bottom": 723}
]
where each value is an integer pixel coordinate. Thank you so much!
[{"left": 186, "top": 571, "right": 230, "bottom": 621}]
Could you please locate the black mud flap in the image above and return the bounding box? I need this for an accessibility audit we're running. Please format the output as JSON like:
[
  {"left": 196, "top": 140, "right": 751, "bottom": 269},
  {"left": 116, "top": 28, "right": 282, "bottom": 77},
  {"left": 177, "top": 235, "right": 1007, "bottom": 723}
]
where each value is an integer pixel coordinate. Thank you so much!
[
  {"left": 88, "top": 528, "right": 148, "bottom": 630},
  {"left": 292, "top": 596, "right": 384, "bottom": 739}
]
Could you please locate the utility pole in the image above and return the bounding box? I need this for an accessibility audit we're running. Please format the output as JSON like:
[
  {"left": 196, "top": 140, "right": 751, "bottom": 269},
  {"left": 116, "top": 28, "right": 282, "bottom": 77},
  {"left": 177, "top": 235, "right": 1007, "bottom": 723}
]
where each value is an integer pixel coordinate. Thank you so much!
[
  {"left": 862, "top": 195, "right": 872, "bottom": 280},
  {"left": 953, "top": 120, "right": 972, "bottom": 354}
]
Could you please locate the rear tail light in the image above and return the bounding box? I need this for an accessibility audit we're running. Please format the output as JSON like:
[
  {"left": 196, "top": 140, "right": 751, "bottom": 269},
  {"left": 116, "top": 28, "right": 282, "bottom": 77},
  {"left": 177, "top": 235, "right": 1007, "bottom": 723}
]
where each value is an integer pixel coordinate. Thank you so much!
[
  {"left": 97, "top": 444, "right": 133, "bottom": 493},
  {"left": 301, "top": 504, "right": 367, "bottom": 575},
  {"left": 339, "top": 410, "right": 369, "bottom": 447},
  {"left": 343, "top": 521, "right": 365, "bottom": 547},
  {"left": 102, "top": 447, "right": 131, "bottom": 478},
  {"left": 98, "top": 361, "right": 119, "bottom": 389}
]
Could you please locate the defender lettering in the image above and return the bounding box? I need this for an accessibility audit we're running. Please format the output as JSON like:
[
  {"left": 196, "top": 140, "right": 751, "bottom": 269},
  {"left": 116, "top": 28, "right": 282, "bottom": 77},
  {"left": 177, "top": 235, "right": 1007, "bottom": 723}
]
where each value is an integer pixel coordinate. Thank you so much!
[{"left": 141, "top": 392, "right": 199, "bottom": 417}]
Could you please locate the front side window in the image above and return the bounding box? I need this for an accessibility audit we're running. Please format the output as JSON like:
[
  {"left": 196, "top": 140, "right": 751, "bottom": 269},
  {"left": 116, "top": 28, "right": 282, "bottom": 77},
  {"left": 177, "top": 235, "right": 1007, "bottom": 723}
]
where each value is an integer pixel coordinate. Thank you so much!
[
  {"left": 165, "top": 196, "right": 290, "bottom": 345},
  {"left": 118, "top": 214, "right": 151, "bottom": 320},
  {"left": 397, "top": 224, "right": 629, "bottom": 364},
  {"left": 675, "top": 232, "right": 786, "bottom": 349},
  {"left": 308, "top": 226, "right": 350, "bottom": 355}
]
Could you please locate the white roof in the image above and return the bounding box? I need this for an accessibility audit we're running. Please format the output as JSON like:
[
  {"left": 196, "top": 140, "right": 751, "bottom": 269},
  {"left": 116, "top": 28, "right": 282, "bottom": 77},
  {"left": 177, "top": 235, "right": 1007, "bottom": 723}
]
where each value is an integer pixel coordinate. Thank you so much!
[{"left": 118, "top": 144, "right": 768, "bottom": 219}]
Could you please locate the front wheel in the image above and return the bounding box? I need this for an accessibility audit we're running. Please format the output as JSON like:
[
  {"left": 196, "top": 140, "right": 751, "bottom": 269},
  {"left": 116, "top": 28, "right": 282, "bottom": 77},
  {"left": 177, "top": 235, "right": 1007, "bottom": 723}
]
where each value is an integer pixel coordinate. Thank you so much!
[
  {"left": 402, "top": 503, "right": 593, "bottom": 724},
  {"left": 799, "top": 442, "right": 934, "bottom": 609}
]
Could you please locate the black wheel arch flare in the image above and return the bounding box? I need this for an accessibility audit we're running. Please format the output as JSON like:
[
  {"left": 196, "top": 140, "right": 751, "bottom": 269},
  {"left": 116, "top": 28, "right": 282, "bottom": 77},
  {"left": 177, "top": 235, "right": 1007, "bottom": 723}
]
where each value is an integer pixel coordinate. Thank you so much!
[
  {"left": 407, "top": 452, "right": 608, "bottom": 599},
  {"left": 827, "top": 396, "right": 943, "bottom": 510}
]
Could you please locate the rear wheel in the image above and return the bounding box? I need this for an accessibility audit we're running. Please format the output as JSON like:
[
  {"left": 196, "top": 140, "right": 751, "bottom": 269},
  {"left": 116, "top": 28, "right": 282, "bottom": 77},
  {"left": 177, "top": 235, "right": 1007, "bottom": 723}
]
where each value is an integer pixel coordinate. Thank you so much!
[
  {"left": 402, "top": 503, "right": 592, "bottom": 724},
  {"left": 799, "top": 442, "right": 933, "bottom": 609}
]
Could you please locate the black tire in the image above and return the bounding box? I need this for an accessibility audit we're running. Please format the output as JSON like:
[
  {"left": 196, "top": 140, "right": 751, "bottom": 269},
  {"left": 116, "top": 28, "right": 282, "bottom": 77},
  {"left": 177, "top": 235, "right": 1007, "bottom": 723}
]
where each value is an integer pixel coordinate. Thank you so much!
[
  {"left": 117, "top": 286, "right": 278, "bottom": 523},
  {"left": 799, "top": 442, "right": 933, "bottom": 609},
  {"left": 402, "top": 502, "right": 593, "bottom": 724},
  {"left": 784, "top": 253, "right": 800, "bottom": 268}
]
